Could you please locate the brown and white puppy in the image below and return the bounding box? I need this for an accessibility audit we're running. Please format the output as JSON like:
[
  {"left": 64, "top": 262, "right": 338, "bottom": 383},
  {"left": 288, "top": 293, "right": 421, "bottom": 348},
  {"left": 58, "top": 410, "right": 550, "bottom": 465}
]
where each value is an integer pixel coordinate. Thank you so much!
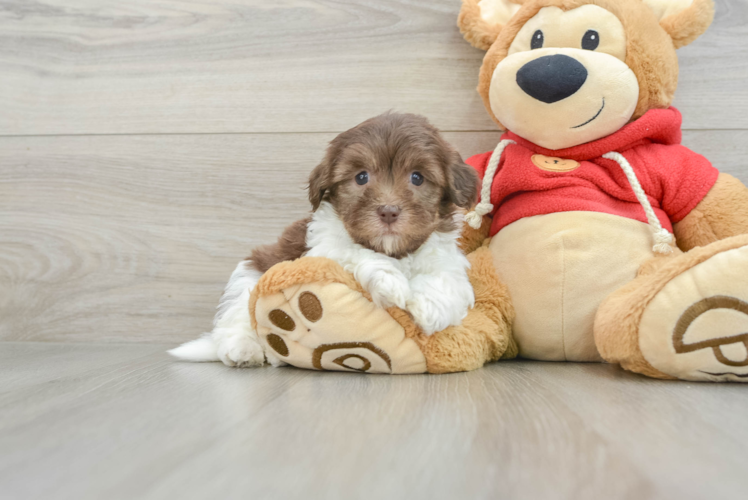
[{"left": 169, "top": 113, "right": 480, "bottom": 367}]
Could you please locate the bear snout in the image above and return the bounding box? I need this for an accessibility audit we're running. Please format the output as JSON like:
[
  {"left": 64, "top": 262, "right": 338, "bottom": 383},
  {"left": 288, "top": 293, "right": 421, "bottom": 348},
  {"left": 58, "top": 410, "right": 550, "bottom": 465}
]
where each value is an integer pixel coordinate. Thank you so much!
[{"left": 516, "top": 54, "right": 588, "bottom": 104}]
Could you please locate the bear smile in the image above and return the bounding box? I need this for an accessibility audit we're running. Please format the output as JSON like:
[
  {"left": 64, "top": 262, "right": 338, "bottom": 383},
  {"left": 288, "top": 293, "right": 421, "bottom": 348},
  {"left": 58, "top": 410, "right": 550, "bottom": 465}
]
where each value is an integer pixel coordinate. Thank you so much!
[{"left": 572, "top": 98, "right": 606, "bottom": 129}]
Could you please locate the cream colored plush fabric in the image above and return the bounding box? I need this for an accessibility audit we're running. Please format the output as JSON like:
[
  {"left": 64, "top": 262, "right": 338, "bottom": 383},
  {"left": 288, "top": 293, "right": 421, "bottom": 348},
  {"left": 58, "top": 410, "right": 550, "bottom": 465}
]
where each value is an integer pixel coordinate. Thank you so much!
[
  {"left": 638, "top": 245, "right": 748, "bottom": 382},
  {"left": 490, "top": 211, "right": 658, "bottom": 361},
  {"left": 488, "top": 5, "right": 640, "bottom": 150},
  {"left": 254, "top": 282, "right": 428, "bottom": 374},
  {"left": 642, "top": 0, "right": 694, "bottom": 21},
  {"left": 478, "top": 0, "right": 521, "bottom": 24}
]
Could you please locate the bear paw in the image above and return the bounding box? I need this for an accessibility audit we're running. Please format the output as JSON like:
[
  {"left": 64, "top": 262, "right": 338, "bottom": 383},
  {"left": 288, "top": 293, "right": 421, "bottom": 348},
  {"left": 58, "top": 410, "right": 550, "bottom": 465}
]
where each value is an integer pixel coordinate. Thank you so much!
[
  {"left": 638, "top": 240, "right": 748, "bottom": 382},
  {"left": 596, "top": 235, "right": 748, "bottom": 382},
  {"left": 251, "top": 258, "right": 428, "bottom": 374}
]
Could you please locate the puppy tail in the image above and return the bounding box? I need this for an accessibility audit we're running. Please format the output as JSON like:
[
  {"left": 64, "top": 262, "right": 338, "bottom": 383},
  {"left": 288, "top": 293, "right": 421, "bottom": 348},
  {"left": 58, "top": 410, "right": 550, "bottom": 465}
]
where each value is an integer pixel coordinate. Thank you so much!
[{"left": 168, "top": 335, "right": 219, "bottom": 362}]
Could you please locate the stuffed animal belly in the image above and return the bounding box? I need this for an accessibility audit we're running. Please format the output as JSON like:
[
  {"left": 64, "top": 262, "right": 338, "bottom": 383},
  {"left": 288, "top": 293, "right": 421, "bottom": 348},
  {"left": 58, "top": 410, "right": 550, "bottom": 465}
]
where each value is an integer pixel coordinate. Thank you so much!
[{"left": 490, "top": 211, "right": 656, "bottom": 361}]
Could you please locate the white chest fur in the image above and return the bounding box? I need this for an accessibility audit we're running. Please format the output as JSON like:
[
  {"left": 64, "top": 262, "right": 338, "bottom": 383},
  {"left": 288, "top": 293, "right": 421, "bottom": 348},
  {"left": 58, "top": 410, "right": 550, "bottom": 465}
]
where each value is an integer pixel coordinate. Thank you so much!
[{"left": 305, "top": 202, "right": 475, "bottom": 334}]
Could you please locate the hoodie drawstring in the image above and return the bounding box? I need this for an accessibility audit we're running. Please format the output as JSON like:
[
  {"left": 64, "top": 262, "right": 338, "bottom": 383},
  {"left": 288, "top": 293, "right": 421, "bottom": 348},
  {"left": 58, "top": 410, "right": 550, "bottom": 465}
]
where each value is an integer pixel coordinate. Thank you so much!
[
  {"left": 465, "top": 139, "right": 515, "bottom": 229},
  {"left": 602, "top": 152, "right": 675, "bottom": 255},
  {"left": 464, "top": 143, "right": 676, "bottom": 255}
]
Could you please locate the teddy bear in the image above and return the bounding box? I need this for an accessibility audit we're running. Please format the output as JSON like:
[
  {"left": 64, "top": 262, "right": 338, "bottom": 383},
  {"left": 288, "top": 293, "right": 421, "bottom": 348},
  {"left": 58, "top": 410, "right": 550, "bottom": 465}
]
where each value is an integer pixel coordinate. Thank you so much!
[
  {"left": 454, "top": 0, "right": 748, "bottom": 382},
  {"left": 248, "top": 0, "right": 748, "bottom": 382}
]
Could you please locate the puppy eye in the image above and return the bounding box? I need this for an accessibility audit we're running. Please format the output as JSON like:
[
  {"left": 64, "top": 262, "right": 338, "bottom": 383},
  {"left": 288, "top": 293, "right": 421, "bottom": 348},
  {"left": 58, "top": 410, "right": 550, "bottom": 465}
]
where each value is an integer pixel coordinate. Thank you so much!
[
  {"left": 355, "top": 171, "right": 369, "bottom": 185},
  {"left": 410, "top": 172, "right": 424, "bottom": 186},
  {"left": 582, "top": 30, "right": 600, "bottom": 50},
  {"left": 531, "top": 30, "right": 544, "bottom": 50}
]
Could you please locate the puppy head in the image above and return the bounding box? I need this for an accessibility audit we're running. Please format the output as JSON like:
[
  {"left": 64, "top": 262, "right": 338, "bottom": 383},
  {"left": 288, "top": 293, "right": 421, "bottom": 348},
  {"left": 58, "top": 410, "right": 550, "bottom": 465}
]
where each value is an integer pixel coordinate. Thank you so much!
[
  {"left": 458, "top": 0, "right": 714, "bottom": 150},
  {"left": 308, "top": 113, "right": 478, "bottom": 258}
]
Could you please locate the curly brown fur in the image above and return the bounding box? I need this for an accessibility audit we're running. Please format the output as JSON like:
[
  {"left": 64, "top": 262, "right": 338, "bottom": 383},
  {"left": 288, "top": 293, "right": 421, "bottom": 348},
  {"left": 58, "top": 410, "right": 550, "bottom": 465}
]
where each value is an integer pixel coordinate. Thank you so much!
[
  {"left": 249, "top": 218, "right": 311, "bottom": 273},
  {"left": 308, "top": 113, "right": 478, "bottom": 259},
  {"left": 249, "top": 113, "right": 478, "bottom": 272}
]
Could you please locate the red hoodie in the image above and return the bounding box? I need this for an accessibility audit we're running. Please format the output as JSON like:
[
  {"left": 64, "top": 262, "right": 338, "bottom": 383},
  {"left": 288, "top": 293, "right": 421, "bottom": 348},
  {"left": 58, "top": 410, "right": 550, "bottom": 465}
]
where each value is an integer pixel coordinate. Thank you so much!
[{"left": 466, "top": 108, "right": 719, "bottom": 238}]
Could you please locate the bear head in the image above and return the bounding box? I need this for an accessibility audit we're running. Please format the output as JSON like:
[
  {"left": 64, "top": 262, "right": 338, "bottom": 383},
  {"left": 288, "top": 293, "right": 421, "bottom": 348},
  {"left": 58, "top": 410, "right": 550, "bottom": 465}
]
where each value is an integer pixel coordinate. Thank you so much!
[{"left": 458, "top": 0, "right": 715, "bottom": 150}]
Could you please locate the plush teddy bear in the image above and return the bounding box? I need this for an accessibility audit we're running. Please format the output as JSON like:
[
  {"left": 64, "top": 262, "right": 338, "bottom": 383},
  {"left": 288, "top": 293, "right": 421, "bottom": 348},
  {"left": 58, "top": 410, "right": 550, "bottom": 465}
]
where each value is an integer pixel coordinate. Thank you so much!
[
  {"left": 249, "top": 0, "right": 748, "bottom": 382},
  {"left": 456, "top": 0, "right": 748, "bottom": 382}
]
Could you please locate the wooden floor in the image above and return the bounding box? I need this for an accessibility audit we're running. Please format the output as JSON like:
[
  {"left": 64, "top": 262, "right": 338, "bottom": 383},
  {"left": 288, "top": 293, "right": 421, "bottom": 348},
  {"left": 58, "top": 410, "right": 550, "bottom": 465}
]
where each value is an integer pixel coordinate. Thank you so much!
[
  {"left": 2, "top": 342, "right": 748, "bottom": 500},
  {"left": 1, "top": 1, "right": 748, "bottom": 498}
]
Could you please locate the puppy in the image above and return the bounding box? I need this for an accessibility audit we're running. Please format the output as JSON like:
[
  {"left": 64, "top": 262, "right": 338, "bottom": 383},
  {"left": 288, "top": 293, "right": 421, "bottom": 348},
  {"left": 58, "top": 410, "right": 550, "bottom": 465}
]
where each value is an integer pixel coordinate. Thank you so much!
[{"left": 169, "top": 113, "right": 479, "bottom": 367}]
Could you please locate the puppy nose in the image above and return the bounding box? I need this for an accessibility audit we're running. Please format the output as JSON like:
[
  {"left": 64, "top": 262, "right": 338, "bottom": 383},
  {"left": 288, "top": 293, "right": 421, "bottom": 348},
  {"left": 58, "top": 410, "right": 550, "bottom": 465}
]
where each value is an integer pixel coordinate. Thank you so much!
[
  {"left": 516, "top": 54, "right": 588, "bottom": 104},
  {"left": 377, "top": 205, "right": 401, "bottom": 224}
]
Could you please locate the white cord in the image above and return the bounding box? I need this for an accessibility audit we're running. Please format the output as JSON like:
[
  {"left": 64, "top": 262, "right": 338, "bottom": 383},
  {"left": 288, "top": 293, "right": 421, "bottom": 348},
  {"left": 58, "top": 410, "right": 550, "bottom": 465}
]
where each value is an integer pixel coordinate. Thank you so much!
[
  {"left": 465, "top": 139, "right": 516, "bottom": 229},
  {"left": 602, "top": 152, "right": 675, "bottom": 255},
  {"left": 465, "top": 145, "right": 675, "bottom": 254}
]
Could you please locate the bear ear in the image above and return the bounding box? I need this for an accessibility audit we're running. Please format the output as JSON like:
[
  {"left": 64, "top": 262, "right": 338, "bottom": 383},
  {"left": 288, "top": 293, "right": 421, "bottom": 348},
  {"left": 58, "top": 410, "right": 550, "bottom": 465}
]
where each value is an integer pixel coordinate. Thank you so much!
[
  {"left": 458, "top": 0, "right": 524, "bottom": 51},
  {"left": 642, "top": 0, "right": 715, "bottom": 49}
]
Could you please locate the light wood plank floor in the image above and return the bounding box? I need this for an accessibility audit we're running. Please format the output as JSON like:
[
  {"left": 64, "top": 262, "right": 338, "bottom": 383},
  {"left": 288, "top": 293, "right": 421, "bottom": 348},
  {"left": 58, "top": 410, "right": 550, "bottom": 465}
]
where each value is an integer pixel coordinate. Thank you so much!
[
  {"left": 1, "top": 1, "right": 748, "bottom": 498},
  {"left": 2, "top": 343, "right": 748, "bottom": 500}
]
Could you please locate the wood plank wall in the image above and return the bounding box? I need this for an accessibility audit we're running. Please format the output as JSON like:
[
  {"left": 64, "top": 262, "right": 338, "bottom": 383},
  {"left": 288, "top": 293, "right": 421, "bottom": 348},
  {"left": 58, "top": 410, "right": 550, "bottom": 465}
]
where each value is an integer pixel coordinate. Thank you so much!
[{"left": 1, "top": 0, "right": 746, "bottom": 343}]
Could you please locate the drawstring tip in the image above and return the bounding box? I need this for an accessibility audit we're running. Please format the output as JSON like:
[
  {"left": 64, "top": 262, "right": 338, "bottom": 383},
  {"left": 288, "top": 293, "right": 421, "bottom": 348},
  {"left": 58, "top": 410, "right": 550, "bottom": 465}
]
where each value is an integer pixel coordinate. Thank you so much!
[
  {"left": 468, "top": 140, "right": 513, "bottom": 232},
  {"left": 652, "top": 229, "right": 676, "bottom": 255},
  {"left": 465, "top": 211, "right": 484, "bottom": 229},
  {"left": 653, "top": 243, "right": 675, "bottom": 255}
]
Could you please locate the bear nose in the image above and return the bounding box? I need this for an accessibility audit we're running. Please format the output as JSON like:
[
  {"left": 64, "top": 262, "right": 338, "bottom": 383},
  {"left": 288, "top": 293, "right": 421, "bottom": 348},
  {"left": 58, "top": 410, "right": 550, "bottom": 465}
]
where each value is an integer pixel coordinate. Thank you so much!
[
  {"left": 377, "top": 205, "right": 401, "bottom": 224},
  {"left": 516, "top": 54, "right": 588, "bottom": 104}
]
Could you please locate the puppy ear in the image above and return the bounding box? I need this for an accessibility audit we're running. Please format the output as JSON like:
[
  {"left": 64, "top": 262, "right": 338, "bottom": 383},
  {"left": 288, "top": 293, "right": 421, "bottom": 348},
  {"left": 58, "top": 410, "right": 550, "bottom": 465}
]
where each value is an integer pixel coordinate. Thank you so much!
[
  {"left": 642, "top": 0, "right": 715, "bottom": 48},
  {"left": 458, "top": 0, "right": 523, "bottom": 51},
  {"left": 447, "top": 152, "right": 480, "bottom": 209},
  {"left": 308, "top": 156, "right": 333, "bottom": 211}
]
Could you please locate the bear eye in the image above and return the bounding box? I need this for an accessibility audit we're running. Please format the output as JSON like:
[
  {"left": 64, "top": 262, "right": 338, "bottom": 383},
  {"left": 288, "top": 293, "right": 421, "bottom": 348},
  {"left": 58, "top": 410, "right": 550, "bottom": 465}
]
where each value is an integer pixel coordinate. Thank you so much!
[
  {"left": 410, "top": 172, "right": 424, "bottom": 186},
  {"left": 531, "top": 30, "right": 544, "bottom": 50},
  {"left": 582, "top": 30, "right": 600, "bottom": 50},
  {"left": 355, "top": 171, "right": 369, "bottom": 185}
]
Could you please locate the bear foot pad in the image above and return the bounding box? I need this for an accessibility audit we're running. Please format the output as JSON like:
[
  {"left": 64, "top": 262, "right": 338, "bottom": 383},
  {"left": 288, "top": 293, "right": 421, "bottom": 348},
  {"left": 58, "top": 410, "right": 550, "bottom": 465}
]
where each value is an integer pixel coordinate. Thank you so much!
[
  {"left": 639, "top": 244, "right": 748, "bottom": 382},
  {"left": 253, "top": 281, "right": 427, "bottom": 374}
]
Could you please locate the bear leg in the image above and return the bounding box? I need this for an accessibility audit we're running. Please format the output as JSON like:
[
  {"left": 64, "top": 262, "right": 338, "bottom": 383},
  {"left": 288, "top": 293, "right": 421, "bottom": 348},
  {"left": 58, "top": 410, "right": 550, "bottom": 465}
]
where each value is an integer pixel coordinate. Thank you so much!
[{"left": 594, "top": 235, "right": 748, "bottom": 382}]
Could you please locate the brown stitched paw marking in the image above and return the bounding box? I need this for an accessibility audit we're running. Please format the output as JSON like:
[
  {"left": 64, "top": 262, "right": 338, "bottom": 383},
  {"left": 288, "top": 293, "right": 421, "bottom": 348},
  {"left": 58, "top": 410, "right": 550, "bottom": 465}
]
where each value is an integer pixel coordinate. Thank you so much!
[
  {"left": 298, "top": 291, "right": 322, "bottom": 322},
  {"left": 332, "top": 354, "right": 371, "bottom": 372},
  {"left": 269, "top": 309, "right": 295, "bottom": 331},
  {"left": 266, "top": 333, "right": 289, "bottom": 357},
  {"left": 673, "top": 295, "right": 748, "bottom": 367},
  {"left": 312, "top": 342, "right": 392, "bottom": 373}
]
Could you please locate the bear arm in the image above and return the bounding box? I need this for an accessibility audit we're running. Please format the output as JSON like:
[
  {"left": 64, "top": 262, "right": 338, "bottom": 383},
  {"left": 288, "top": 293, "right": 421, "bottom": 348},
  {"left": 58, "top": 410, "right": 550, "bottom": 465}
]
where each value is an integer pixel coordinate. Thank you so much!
[
  {"left": 457, "top": 214, "right": 493, "bottom": 254},
  {"left": 674, "top": 173, "right": 748, "bottom": 252}
]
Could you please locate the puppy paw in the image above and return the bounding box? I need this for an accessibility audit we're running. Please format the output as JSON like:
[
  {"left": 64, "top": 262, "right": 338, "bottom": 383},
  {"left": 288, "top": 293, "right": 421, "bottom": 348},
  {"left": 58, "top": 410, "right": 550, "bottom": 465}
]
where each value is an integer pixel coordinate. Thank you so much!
[
  {"left": 367, "top": 270, "right": 410, "bottom": 310},
  {"left": 407, "top": 292, "right": 455, "bottom": 335},
  {"left": 216, "top": 333, "right": 265, "bottom": 368}
]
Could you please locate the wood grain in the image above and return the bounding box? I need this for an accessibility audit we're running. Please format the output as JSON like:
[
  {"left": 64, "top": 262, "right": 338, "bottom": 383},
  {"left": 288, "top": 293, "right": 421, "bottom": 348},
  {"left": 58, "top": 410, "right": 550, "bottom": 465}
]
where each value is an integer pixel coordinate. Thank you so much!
[
  {"left": 1, "top": 2, "right": 746, "bottom": 498},
  {"left": 0, "top": 0, "right": 745, "bottom": 135},
  {"left": 2, "top": 130, "right": 745, "bottom": 344},
  {"left": 1, "top": 343, "right": 747, "bottom": 500},
  {"left": 0, "top": 131, "right": 498, "bottom": 343}
]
